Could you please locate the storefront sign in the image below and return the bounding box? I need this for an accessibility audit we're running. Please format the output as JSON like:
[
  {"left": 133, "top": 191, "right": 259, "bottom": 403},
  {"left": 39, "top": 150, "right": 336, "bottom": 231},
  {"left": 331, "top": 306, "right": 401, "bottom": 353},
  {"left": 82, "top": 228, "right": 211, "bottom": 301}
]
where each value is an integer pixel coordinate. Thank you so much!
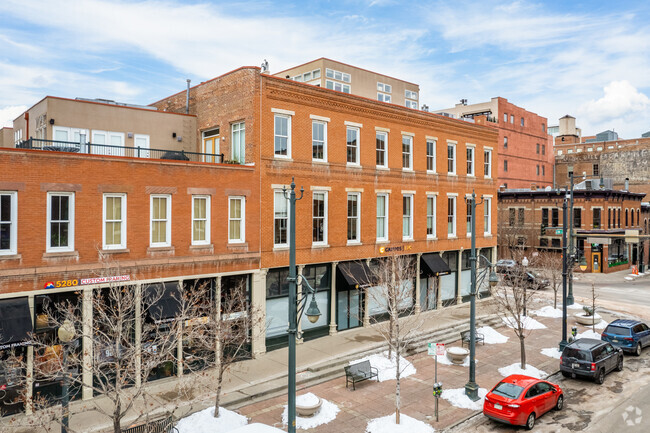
[
  {"left": 44, "top": 275, "right": 131, "bottom": 289},
  {"left": 586, "top": 237, "right": 610, "bottom": 245},
  {"left": 379, "top": 244, "right": 413, "bottom": 254},
  {"left": 625, "top": 230, "right": 640, "bottom": 244}
]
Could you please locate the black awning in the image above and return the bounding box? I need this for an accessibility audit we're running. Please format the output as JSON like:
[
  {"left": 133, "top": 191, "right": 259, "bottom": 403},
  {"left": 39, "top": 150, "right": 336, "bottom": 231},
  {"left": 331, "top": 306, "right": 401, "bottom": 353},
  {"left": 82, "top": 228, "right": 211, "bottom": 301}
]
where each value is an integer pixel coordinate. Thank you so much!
[
  {"left": 337, "top": 261, "right": 372, "bottom": 289},
  {"left": 421, "top": 253, "right": 452, "bottom": 277},
  {"left": 0, "top": 297, "right": 33, "bottom": 350},
  {"left": 144, "top": 282, "right": 181, "bottom": 324}
]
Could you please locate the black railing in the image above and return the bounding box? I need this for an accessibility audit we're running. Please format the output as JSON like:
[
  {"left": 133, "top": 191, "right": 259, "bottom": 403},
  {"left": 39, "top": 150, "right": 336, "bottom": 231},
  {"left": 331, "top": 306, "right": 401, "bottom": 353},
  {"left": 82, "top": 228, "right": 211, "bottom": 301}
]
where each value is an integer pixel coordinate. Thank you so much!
[{"left": 17, "top": 138, "right": 226, "bottom": 164}]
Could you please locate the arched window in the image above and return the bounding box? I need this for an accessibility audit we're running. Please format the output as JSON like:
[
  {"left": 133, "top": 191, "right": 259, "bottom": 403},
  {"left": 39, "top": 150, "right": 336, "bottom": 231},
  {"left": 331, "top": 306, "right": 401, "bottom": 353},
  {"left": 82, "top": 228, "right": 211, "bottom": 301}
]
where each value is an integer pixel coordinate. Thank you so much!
[
  {"left": 608, "top": 208, "right": 611, "bottom": 228},
  {"left": 625, "top": 209, "right": 629, "bottom": 227},
  {"left": 631, "top": 208, "right": 635, "bottom": 226}
]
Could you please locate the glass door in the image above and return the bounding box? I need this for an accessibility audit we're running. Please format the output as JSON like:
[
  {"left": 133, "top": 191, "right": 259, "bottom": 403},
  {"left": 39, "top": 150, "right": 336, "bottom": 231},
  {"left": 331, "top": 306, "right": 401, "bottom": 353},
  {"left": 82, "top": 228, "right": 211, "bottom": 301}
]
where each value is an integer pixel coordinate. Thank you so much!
[{"left": 337, "top": 288, "right": 361, "bottom": 331}]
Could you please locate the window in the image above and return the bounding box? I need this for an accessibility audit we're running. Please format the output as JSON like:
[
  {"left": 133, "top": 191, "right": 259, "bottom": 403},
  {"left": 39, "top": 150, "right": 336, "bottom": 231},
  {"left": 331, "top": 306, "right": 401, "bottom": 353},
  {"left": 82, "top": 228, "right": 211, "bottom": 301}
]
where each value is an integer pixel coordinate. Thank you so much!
[
  {"left": 47, "top": 192, "right": 75, "bottom": 252},
  {"left": 325, "top": 68, "right": 351, "bottom": 83},
  {"left": 14, "top": 128, "right": 22, "bottom": 146},
  {"left": 376, "top": 194, "right": 389, "bottom": 242},
  {"left": 466, "top": 146, "right": 475, "bottom": 175},
  {"left": 536, "top": 165, "right": 540, "bottom": 175},
  {"left": 552, "top": 208, "right": 559, "bottom": 227},
  {"left": 618, "top": 208, "right": 621, "bottom": 227},
  {"left": 574, "top": 208, "right": 581, "bottom": 228},
  {"left": 484, "top": 198, "right": 491, "bottom": 235},
  {"left": 503, "top": 113, "right": 508, "bottom": 122},
  {"left": 447, "top": 142, "right": 456, "bottom": 174},
  {"left": 447, "top": 196, "right": 456, "bottom": 237},
  {"left": 405, "top": 90, "right": 418, "bottom": 100},
  {"left": 592, "top": 208, "right": 601, "bottom": 229},
  {"left": 536, "top": 143, "right": 540, "bottom": 154},
  {"left": 521, "top": 117, "right": 524, "bottom": 126},
  {"left": 593, "top": 163, "right": 599, "bottom": 176},
  {"left": 542, "top": 144, "right": 546, "bottom": 155},
  {"left": 542, "top": 165, "right": 545, "bottom": 176},
  {"left": 376, "top": 131, "right": 387, "bottom": 167},
  {"left": 347, "top": 193, "right": 360, "bottom": 243},
  {"left": 377, "top": 82, "right": 392, "bottom": 93},
  {"left": 510, "top": 114, "right": 514, "bottom": 124},
  {"left": 466, "top": 200, "right": 472, "bottom": 235},
  {"left": 402, "top": 195, "right": 413, "bottom": 240},
  {"left": 631, "top": 208, "right": 635, "bottom": 226},
  {"left": 426, "top": 140, "right": 436, "bottom": 172},
  {"left": 504, "top": 159, "right": 508, "bottom": 172},
  {"left": 202, "top": 128, "right": 220, "bottom": 163},
  {"left": 91, "top": 130, "right": 123, "bottom": 156},
  {"left": 192, "top": 195, "right": 210, "bottom": 245},
  {"left": 625, "top": 209, "right": 629, "bottom": 227},
  {"left": 518, "top": 208, "right": 525, "bottom": 226},
  {"left": 484, "top": 149, "right": 492, "bottom": 177},
  {"left": 542, "top": 208, "right": 549, "bottom": 227},
  {"left": 509, "top": 208, "right": 516, "bottom": 226},
  {"left": 608, "top": 208, "right": 612, "bottom": 228},
  {"left": 0, "top": 192, "right": 17, "bottom": 255},
  {"left": 405, "top": 100, "right": 418, "bottom": 109},
  {"left": 377, "top": 93, "right": 392, "bottom": 103},
  {"left": 503, "top": 136, "right": 508, "bottom": 148},
  {"left": 347, "top": 127, "right": 360, "bottom": 165},
  {"left": 274, "top": 115, "right": 290, "bottom": 157},
  {"left": 325, "top": 80, "right": 350, "bottom": 93},
  {"left": 427, "top": 196, "right": 436, "bottom": 238},
  {"left": 402, "top": 135, "right": 413, "bottom": 169},
  {"left": 274, "top": 191, "right": 289, "bottom": 247},
  {"left": 150, "top": 195, "right": 171, "bottom": 247},
  {"left": 228, "top": 197, "right": 245, "bottom": 243},
  {"left": 232, "top": 122, "right": 245, "bottom": 163},
  {"left": 312, "top": 121, "right": 327, "bottom": 161},
  {"left": 312, "top": 192, "right": 327, "bottom": 245},
  {"left": 103, "top": 194, "right": 126, "bottom": 250}
]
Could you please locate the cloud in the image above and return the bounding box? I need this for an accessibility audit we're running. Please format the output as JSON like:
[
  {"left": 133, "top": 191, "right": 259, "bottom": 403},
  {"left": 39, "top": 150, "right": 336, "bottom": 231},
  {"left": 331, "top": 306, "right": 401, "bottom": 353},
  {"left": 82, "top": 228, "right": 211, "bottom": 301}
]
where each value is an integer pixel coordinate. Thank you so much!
[
  {"left": 579, "top": 80, "right": 649, "bottom": 123},
  {"left": 0, "top": 105, "right": 28, "bottom": 128}
]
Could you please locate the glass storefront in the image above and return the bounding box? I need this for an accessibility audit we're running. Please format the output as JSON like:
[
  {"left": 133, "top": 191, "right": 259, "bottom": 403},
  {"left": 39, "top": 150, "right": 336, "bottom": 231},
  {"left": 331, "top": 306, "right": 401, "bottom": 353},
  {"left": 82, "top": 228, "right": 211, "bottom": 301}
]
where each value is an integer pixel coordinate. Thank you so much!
[
  {"left": 300, "top": 264, "right": 330, "bottom": 341},
  {"left": 440, "top": 252, "right": 458, "bottom": 306},
  {"left": 0, "top": 297, "right": 32, "bottom": 417}
]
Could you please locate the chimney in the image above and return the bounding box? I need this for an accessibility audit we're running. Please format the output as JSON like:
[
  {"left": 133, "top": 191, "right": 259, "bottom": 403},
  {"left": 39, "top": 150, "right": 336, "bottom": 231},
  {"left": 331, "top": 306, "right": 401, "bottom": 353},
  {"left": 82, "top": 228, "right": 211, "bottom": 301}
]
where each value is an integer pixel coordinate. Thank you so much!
[
  {"left": 625, "top": 177, "right": 629, "bottom": 191},
  {"left": 185, "top": 79, "right": 191, "bottom": 114}
]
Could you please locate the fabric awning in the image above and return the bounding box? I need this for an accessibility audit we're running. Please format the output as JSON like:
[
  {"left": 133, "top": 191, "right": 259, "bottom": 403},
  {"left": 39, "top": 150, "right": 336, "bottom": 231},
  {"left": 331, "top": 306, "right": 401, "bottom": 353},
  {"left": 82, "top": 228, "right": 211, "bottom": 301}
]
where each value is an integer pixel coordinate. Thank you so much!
[
  {"left": 144, "top": 282, "right": 181, "bottom": 324},
  {"left": 0, "top": 297, "right": 33, "bottom": 350},
  {"left": 337, "top": 261, "right": 373, "bottom": 289},
  {"left": 421, "top": 253, "right": 452, "bottom": 277}
]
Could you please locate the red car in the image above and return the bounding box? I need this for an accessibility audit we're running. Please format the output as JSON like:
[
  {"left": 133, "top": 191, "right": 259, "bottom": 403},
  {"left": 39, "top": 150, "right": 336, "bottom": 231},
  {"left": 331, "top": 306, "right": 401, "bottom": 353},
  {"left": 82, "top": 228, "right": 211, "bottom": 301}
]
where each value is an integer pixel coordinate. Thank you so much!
[{"left": 483, "top": 374, "right": 564, "bottom": 430}]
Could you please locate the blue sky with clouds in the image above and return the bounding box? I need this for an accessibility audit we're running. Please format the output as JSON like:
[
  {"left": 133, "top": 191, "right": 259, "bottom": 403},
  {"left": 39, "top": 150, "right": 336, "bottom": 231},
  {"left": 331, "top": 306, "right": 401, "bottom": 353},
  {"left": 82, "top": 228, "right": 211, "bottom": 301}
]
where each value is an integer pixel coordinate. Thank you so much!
[{"left": 1, "top": 0, "right": 649, "bottom": 137}]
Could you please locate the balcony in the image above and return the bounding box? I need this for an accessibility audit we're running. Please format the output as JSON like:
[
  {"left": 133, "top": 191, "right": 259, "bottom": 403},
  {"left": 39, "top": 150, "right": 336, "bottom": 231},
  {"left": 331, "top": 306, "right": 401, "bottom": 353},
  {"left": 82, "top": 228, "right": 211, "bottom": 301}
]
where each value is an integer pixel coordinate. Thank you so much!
[{"left": 16, "top": 138, "right": 226, "bottom": 164}]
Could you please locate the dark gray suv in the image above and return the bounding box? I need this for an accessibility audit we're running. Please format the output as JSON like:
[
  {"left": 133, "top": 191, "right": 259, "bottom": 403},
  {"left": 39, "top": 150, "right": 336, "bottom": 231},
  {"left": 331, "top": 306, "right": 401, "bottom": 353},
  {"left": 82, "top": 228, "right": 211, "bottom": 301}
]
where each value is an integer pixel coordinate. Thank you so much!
[{"left": 560, "top": 338, "right": 623, "bottom": 384}]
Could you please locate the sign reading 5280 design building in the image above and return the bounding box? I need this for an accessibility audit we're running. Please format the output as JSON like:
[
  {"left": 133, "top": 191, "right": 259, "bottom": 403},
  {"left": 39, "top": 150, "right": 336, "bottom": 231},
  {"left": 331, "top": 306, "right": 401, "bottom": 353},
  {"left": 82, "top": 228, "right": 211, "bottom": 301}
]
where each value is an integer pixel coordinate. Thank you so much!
[{"left": 44, "top": 275, "right": 131, "bottom": 289}]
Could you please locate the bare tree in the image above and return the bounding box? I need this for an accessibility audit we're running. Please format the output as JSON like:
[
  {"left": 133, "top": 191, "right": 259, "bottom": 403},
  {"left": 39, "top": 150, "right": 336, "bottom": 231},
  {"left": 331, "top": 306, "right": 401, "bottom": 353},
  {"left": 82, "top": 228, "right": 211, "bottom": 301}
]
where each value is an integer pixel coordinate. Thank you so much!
[
  {"left": 590, "top": 283, "right": 599, "bottom": 334},
  {"left": 539, "top": 252, "right": 563, "bottom": 309}
]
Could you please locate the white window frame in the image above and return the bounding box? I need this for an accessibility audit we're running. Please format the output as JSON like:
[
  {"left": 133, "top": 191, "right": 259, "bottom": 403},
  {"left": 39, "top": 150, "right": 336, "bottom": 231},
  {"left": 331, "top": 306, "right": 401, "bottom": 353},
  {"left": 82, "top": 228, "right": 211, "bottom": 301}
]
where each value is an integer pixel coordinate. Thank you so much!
[
  {"left": 0, "top": 191, "right": 17, "bottom": 255},
  {"left": 503, "top": 113, "right": 507, "bottom": 123},
  {"left": 312, "top": 191, "right": 328, "bottom": 246},
  {"left": 46, "top": 192, "right": 75, "bottom": 253},
  {"left": 91, "top": 130, "right": 124, "bottom": 156},
  {"left": 426, "top": 139, "right": 436, "bottom": 173},
  {"left": 376, "top": 131, "right": 388, "bottom": 168},
  {"left": 228, "top": 196, "right": 245, "bottom": 244},
  {"left": 405, "top": 90, "right": 418, "bottom": 100},
  {"left": 484, "top": 197, "right": 492, "bottom": 235},
  {"left": 405, "top": 100, "right": 418, "bottom": 109},
  {"left": 274, "top": 115, "right": 291, "bottom": 158},
  {"left": 133, "top": 134, "right": 151, "bottom": 158},
  {"left": 376, "top": 193, "right": 389, "bottom": 242},
  {"left": 402, "top": 135, "right": 413, "bottom": 170},
  {"left": 426, "top": 195, "right": 436, "bottom": 239},
  {"left": 402, "top": 194, "right": 413, "bottom": 241},
  {"left": 466, "top": 145, "right": 475, "bottom": 176},
  {"left": 274, "top": 190, "right": 290, "bottom": 248},
  {"left": 102, "top": 193, "right": 127, "bottom": 250},
  {"left": 447, "top": 142, "right": 456, "bottom": 175},
  {"left": 447, "top": 195, "right": 457, "bottom": 238},
  {"left": 377, "top": 92, "right": 392, "bottom": 103},
  {"left": 466, "top": 198, "right": 473, "bottom": 236},
  {"left": 484, "top": 148, "right": 492, "bottom": 178},
  {"left": 312, "top": 120, "right": 327, "bottom": 162},
  {"left": 347, "top": 192, "right": 361, "bottom": 244},
  {"left": 232, "top": 121, "right": 246, "bottom": 163},
  {"left": 150, "top": 194, "right": 171, "bottom": 248},
  {"left": 377, "top": 82, "right": 392, "bottom": 93},
  {"left": 192, "top": 195, "right": 211, "bottom": 246},
  {"left": 325, "top": 80, "right": 351, "bottom": 93},
  {"left": 346, "top": 126, "right": 360, "bottom": 166}
]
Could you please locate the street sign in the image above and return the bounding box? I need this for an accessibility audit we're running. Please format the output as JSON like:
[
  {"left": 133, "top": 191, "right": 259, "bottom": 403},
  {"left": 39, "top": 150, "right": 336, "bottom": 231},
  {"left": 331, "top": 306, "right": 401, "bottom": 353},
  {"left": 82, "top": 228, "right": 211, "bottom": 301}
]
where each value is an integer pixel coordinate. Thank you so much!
[
  {"left": 555, "top": 229, "right": 563, "bottom": 235},
  {"left": 429, "top": 342, "right": 445, "bottom": 356},
  {"left": 436, "top": 343, "right": 445, "bottom": 356},
  {"left": 428, "top": 342, "right": 435, "bottom": 356}
]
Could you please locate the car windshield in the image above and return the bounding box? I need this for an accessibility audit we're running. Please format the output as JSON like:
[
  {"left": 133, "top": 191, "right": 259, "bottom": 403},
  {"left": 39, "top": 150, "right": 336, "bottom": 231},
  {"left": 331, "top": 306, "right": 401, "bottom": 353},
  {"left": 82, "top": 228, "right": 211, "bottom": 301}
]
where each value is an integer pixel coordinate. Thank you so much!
[
  {"left": 605, "top": 325, "right": 631, "bottom": 336},
  {"left": 563, "top": 347, "right": 590, "bottom": 361},
  {"left": 492, "top": 382, "right": 524, "bottom": 399}
]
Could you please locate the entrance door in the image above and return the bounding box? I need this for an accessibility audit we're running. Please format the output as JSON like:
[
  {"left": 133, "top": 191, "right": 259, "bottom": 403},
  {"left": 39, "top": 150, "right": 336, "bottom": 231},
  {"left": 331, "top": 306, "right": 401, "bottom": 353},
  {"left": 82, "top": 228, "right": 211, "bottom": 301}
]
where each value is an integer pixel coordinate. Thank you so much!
[
  {"left": 202, "top": 128, "right": 220, "bottom": 162},
  {"left": 337, "top": 288, "right": 361, "bottom": 331},
  {"left": 592, "top": 252, "right": 602, "bottom": 273}
]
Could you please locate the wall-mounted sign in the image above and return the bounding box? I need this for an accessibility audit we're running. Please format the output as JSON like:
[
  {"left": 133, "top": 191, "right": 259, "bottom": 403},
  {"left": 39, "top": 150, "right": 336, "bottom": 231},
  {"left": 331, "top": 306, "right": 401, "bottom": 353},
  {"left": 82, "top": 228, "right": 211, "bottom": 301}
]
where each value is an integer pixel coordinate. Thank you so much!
[
  {"left": 379, "top": 245, "right": 413, "bottom": 254},
  {"left": 555, "top": 229, "right": 563, "bottom": 235},
  {"left": 44, "top": 275, "right": 131, "bottom": 289}
]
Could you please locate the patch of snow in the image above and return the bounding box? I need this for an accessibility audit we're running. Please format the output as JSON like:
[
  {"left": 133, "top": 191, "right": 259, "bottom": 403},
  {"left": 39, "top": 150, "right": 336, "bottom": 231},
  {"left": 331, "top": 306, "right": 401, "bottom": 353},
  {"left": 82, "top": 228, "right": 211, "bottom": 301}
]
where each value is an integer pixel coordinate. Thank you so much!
[
  {"left": 532, "top": 306, "right": 564, "bottom": 318},
  {"left": 575, "top": 312, "right": 602, "bottom": 321},
  {"left": 351, "top": 351, "right": 416, "bottom": 382},
  {"left": 541, "top": 348, "right": 562, "bottom": 359},
  {"left": 435, "top": 350, "right": 473, "bottom": 367},
  {"left": 177, "top": 407, "right": 248, "bottom": 433},
  {"left": 625, "top": 277, "right": 634, "bottom": 281},
  {"left": 502, "top": 315, "right": 547, "bottom": 330},
  {"left": 365, "top": 413, "right": 435, "bottom": 433},
  {"left": 440, "top": 388, "right": 488, "bottom": 411},
  {"left": 477, "top": 326, "right": 509, "bottom": 344},
  {"left": 282, "top": 397, "right": 339, "bottom": 430},
  {"left": 564, "top": 302, "right": 584, "bottom": 310},
  {"left": 296, "top": 392, "right": 320, "bottom": 407},
  {"left": 498, "top": 362, "right": 548, "bottom": 379},
  {"left": 576, "top": 330, "right": 601, "bottom": 340},
  {"left": 595, "top": 320, "right": 609, "bottom": 330}
]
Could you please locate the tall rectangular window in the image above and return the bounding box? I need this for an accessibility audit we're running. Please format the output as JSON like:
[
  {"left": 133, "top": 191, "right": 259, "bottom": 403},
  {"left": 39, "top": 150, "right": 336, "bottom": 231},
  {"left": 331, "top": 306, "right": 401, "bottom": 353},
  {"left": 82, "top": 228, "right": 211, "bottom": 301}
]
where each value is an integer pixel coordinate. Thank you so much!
[
  {"left": 484, "top": 198, "right": 491, "bottom": 235},
  {"left": 593, "top": 163, "right": 599, "bottom": 176},
  {"left": 312, "top": 192, "right": 327, "bottom": 245},
  {"left": 573, "top": 208, "right": 582, "bottom": 228},
  {"left": 608, "top": 208, "right": 612, "bottom": 228},
  {"left": 509, "top": 208, "right": 516, "bottom": 226},
  {"left": 552, "top": 208, "right": 559, "bottom": 227},
  {"left": 542, "top": 208, "right": 549, "bottom": 227},
  {"left": 447, "top": 142, "right": 456, "bottom": 174},
  {"left": 504, "top": 136, "right": 508, "bottom": 148},
  {"left": 402, "top": 195, "right": 413, "bottom": 240},
  {"left": 593, "top": 208, "right": 601, "bottom": 229},
  {"left": 447, "top": 196, "right": 456, "bottom": 237},
  {"left": 274, "top": 191, "right": 289, "bottom": 247},
  {"left": 510, "top": 114, "right": 514, "bottom": 123},
  {"left": 521, "top": 117, "right": 525, "bottom": 126},
  {"left": 0, "top": 192, "right": 17, "bottom": 255},
  {"left": 47, "top": 192, "right": 74, "bottom": 252},
  {"left": 376, "top": 132, "right": 387, "bottom": 168},
  {"left": 503, "top": 113, "right": 508, "bottom": 122},
  {"left": 484, "top": 149, "right": 492, "bottom": 177},
  {"left": 347, "top": 193, "right": 360, "bottom": 243},
  {"left": 504, "top": 159, "right": 508, "bottom": 172},
  {"left": 150, "top": 195, "right": 171, "bottom": 247},
  {"left": 312, "top": 121, "right": 326, "bottom": 161},
  {"left": 103, "top": 193, "right": 126, "bottom": 250},
  {"left": 426, "top": 140, "right": 436, "bottom": 172},
  {"left": 402, "top": 135, "right": 413, "bottom": 169},
  {"left": 228, "top": 197, "right": 245, "bottom": 243},
  {"left": 376, "top": 194, "right": 388, "bottom": 242},
  {"left": 518, "top": 208, "right": 525, "bottom": 226},
  {"left": 466, "top": 200, "right": 472, "bottom": 235},
  {"left": 536, "top": 143, "right": 540, "bottom": 154},
  {"left": 347, "top": 127, "right": 360, "bottom": 165},
  {"left": 466, "top": 146, "right": 475, "bottom": 176},
  {"left": 232, "top": 122, "right": 245, "bottom": 163},
  {"left": 426, "top": 196, "right": 436, "bottom": 238},
  {"left": 274, "top": 115, "right": 290, "bottom": 157},
  {"left": 192, "top": 195, "right": 210, "bottom": 245}
]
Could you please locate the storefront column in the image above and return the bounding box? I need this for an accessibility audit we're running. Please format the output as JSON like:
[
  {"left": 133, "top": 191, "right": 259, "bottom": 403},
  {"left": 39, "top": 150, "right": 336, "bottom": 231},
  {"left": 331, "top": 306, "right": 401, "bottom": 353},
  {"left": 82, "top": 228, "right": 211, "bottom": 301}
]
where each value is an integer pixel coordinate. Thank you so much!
[
  {"left": 297, "top": 265, "right": 304, "bottom": 344},
  {"left": 329, "top": 262, "right": 338, "bottom": 335},
  {"left": 363, "top": 259, "right": 371, "bottom": 327},
  {"left": 251, "top": 270, "right": 267, "bottom": 358},
  {"left": 134, "top": 283, "right": 142, "bottom": 389},
  {"left": 25, "top": 295, "right": 34, "bottom": 414},
  {"left": 415, "top": 253, "right": 422, "bottom": 314},
  {"left": 177, "top": 279, "right": 184, "bottom": 377},
  {"left": 82, "top": 287, "right": 94, "bottom": 400},
  {"left": 456, "top": 250, "right": 463, "bottom": 304}
]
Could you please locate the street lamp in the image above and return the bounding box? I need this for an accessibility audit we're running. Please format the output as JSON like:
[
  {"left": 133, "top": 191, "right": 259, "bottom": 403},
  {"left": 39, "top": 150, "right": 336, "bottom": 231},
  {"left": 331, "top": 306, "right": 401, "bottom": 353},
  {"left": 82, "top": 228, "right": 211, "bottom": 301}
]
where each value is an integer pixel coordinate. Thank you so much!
[
  {"left": 559, "top": 195, "right": 569, "bottom": 351},
  {"left": 465, "top": 191, "right": 499, "bottom": 401},
  {"left": 284, "top": 179, "right": 322, "bottom": 433},
  {"left": 521, "top": 256, "right": 529, "bottom": 316},
  {"left": 58, "top": 319, "right": 76, "bottom": 433}
]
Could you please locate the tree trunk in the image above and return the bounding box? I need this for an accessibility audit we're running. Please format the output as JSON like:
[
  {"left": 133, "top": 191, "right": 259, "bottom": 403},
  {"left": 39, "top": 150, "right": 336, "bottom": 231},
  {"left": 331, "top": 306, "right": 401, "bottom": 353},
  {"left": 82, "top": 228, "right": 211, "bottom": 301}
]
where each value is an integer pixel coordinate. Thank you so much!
[
  {"left": 214, "top": 362, "right": 224, "bottom": 418},
  {"left": 394, "top": 306, "right": 401, "bottom": 425},
  {"left": 519, "top": 334, "right": 526, "bottom": 370},
  {"left": 113, "top": 397, "right": 122, "bottom": 433},
  {"left": 553, "top": 276, "right": 558, "bottom": 309}
]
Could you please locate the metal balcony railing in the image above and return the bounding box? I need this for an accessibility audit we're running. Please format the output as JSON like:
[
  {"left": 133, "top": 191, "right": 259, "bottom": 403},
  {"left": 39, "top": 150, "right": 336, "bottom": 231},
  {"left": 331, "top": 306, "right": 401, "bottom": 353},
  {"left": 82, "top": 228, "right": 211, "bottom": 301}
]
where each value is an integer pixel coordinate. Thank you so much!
[{"left": 16, "top": 138, "right": 226, "bottom": 164}]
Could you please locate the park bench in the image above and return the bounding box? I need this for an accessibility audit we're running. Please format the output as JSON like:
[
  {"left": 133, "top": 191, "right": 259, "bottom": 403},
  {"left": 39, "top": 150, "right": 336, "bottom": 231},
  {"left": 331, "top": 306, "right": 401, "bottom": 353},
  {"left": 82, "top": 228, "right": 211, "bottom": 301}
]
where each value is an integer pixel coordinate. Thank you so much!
[
  {"left": 124, "top": 415, "right": 178, "bottom": 433},
  {"left": 344, "top": 360, "right": 379, "bottom": 390},
  {"left": 461, "top": 330, "right": 485, "bottom": 348}
]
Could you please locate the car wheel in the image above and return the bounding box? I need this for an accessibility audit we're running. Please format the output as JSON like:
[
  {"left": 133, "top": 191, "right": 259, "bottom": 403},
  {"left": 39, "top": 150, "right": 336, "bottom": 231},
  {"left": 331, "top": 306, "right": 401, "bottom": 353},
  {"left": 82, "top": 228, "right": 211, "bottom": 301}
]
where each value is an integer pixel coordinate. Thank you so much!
[
  {"left": 616, "top": 356, "right": 624, "bottom": 371},
  {"left": 525, "top": 413, "right": 536, "bottom": 430},
  {"left": 561, "top": 371, "right": 571, "bottom": 378},
  {"left": 595, "top": 368, "right": 605, "bottom": 385},
  {"left": 635, "top": 343, "right": 642, "bottom": 356},
  {"left": 555, "top": 395, "right": 564, "bottom": 411}
]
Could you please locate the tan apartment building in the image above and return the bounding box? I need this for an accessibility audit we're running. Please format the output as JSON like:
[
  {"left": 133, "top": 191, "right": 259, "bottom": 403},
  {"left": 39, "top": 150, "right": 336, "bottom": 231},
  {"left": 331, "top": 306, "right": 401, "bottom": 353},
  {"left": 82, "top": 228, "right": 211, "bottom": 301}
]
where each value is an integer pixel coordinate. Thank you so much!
[
  {"left": 0, "top": 127, "right": 13, "bottom": 148},
  {"left": 273, "top": 58, "right": 421, "bottom": 109}
]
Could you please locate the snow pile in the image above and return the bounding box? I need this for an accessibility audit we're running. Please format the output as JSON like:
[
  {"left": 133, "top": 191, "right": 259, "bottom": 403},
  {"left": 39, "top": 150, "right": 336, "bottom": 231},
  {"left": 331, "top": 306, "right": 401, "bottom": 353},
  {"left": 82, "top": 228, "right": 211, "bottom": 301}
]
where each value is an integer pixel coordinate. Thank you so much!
[
  {"left": 282, "top": 395, "right": 340, "bottom": 429},
  {"left": 541, "top": 348, "right": 562, "bottom": 359},
  {"left": 440, "top": 388, "right": 488, "bottom": 411},
  {"left": 566, "top": 302, "right": 584, "bottom": 310},
  {"left": 176, "top": 407, "right": 248, "bottom": 433},
  {"left": 351, "top": 351, "right": 416, "bottom": 382},
  {"left": 576, "top": 330, "right": 601, "bottom": 340},
  {"left": 595, "top": 320, "right": 609, "bottom": 330},
  {"left": 435, "top": 350, "right": 473, "bottom": 367},
  {"left": 365, "top": 413, "right": 435, "bottom": 433},
  {"left": 502, "top": 315, "right": 547, "bottom": 330},
  {"left": 477, "top": 326, "right": 509, "bottom": 344},
  {"left": 532, "top": 306, "right": 563, "bottom": 318},
  {"left": 498, "top": 362, "right": 548, "bottom": 379},
  {"left": 625, "top": 277, "right": 634, "bottom": 281}
]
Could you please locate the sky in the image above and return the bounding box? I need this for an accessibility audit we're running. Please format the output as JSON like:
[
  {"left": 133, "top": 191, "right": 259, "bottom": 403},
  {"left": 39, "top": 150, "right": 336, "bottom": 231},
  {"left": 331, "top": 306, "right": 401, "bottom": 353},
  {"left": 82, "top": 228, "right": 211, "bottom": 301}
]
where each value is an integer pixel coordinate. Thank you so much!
[{"left": 1, "top": 0, "right": 649, "bottom": 137}]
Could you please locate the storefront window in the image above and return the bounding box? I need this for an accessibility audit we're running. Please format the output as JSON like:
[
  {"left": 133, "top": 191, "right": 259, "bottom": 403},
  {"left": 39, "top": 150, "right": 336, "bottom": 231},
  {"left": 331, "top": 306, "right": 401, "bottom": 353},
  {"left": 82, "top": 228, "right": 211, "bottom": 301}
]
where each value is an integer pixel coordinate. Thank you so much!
[
  {"left": 608, "top": 239, "right": 628, "bottom": 267},
  {"left": 1, "top": 297, "right": 32, "bottom": 416},
  {"left": 300, "top": 265, "right": 330, "bottom": 339},
  {"left": 441, "top": 252, "right": 458, "bottom": 306},
  {"left": 265, "top": 268, "right": 290, "bottom": 350}
]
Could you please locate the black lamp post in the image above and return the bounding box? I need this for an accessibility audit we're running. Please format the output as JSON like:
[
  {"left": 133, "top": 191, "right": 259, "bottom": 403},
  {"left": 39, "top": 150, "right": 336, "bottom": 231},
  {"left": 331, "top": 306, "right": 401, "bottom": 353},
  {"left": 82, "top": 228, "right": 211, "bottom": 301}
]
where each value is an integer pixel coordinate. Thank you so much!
[
  {"left": 58, "top": 319, "right": 75, "bottom": 433},
  {"left": 284, "top": 179, "right": 322, "bottom": 433},
  {"left": 559, "top": 196, "right": 569, "bottom": 351},
  {"left": 567, "top": 171, "right": 575, "bottom": 306}
]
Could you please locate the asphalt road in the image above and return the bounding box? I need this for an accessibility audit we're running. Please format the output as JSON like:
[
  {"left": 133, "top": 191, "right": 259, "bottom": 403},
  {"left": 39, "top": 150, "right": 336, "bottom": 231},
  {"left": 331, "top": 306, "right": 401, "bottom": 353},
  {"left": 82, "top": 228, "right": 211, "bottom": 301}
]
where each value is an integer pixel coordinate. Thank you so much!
[{"left": 572, "top": 275, "right": 650, "bottom": 308}]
